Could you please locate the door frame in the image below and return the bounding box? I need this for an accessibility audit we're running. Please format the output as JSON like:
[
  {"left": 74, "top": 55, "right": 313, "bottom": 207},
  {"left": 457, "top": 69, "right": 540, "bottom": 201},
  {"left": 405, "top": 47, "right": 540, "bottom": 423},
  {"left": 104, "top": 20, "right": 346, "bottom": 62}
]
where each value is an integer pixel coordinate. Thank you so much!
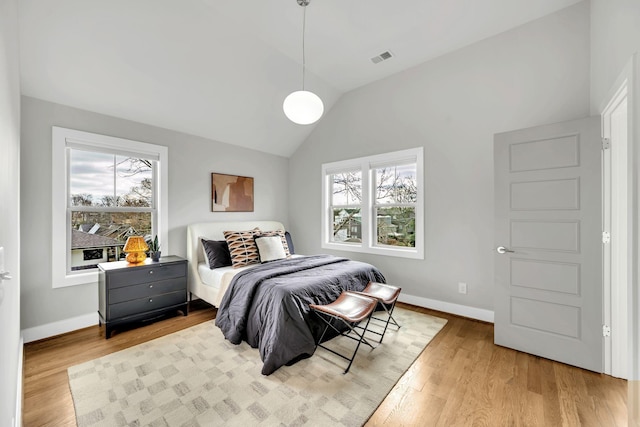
[
  {"left": 601, "top": 74, "right": 629, "bottom": 379},
  {"left": 0, "top": 0, "right": 22, "bottom": 425},
  {"left": 628, "top": 54, "right": 640, "bottom": 412},
  {"left": 599, "top": 54, "right": 639, "bottom": 385}
]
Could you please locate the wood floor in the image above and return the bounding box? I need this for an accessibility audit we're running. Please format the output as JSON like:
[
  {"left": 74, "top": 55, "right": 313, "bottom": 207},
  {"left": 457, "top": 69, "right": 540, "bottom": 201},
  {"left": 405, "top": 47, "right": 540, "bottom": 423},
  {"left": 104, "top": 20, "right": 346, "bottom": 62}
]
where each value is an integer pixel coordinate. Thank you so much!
[{"left": 22, "top": 302, "right": 628, "bottom": 427}]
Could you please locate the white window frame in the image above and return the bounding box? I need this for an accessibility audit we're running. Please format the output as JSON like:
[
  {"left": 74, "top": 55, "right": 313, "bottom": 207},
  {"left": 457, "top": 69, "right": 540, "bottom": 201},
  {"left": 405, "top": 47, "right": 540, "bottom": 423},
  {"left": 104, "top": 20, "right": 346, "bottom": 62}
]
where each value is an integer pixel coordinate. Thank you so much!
[
  {"left": 321, "top": 147, "right": 424, "bottom": 259},
  {"left": 52, "top": 127, "right": 169, "bottom": 288}
]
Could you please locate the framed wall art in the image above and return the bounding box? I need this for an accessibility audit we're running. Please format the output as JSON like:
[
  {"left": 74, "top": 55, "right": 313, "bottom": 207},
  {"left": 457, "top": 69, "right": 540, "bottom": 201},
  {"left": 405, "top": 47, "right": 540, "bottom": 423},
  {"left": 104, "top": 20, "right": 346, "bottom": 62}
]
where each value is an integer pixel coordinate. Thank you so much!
[{"left": 211, "top": 173, "right": 254, "bottom": 212}]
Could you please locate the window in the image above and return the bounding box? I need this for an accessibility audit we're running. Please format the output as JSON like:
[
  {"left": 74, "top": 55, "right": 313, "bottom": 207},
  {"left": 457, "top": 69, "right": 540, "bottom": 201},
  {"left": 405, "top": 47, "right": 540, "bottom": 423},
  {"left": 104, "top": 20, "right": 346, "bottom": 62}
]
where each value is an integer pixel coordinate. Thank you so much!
[
  {"left": 83, "top": 249, "right": 103, "bottom": 261},
  {"left": 52, "top": 127, "right": 168, "bottom": 288},
  {"left": 322, "top": 147, "right": 423, "bottom": 259}
]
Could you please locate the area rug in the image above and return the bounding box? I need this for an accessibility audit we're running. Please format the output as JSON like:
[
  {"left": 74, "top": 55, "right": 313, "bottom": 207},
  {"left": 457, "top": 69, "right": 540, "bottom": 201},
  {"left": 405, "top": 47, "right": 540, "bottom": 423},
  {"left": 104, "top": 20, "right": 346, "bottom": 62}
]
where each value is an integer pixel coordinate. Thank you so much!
[{"left": 68, "top": 307, "right": 447, "bottom": 427}]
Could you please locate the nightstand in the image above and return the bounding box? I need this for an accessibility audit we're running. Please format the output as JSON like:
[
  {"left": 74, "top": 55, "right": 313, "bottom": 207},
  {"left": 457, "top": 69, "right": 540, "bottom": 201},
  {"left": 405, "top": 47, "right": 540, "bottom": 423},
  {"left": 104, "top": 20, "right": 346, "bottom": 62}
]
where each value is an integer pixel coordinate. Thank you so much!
[{"left": 98, "top": 256, "right": 188, "bottom": 338}]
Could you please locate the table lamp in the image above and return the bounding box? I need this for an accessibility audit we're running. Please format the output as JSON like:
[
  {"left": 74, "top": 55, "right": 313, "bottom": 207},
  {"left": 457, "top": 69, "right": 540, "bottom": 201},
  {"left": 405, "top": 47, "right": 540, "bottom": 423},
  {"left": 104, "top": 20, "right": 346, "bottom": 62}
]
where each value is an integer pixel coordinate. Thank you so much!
[{"left": 123, "top": 236, "right": 149, "bottom": 264}]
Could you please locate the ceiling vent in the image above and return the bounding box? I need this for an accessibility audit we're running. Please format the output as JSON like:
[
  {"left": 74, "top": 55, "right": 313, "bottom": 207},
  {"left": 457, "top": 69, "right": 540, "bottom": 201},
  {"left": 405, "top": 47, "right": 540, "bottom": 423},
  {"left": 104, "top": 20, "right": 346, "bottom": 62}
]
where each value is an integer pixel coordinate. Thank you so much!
[{"left": 371, "top": 51, "right": 394, "bottom": 64}]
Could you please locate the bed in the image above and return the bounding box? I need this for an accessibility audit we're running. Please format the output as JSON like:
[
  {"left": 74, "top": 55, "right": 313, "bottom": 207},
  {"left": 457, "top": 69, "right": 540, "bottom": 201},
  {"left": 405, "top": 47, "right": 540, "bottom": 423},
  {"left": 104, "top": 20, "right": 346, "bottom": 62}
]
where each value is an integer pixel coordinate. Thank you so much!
[
  {"left": 186, "top": 221, "right": 385, "bottom": 375},
  {"left": 187, "top": 221, "right": 288, "bottom": 307}
]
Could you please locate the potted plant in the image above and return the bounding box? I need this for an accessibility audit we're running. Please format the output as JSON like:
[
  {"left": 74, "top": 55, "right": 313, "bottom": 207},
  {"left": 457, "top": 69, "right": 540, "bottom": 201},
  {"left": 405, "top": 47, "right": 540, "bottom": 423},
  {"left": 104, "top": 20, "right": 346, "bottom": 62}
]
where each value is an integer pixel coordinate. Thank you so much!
[{"left": 147, "top": 235, "right": 161, "bottom": 262}]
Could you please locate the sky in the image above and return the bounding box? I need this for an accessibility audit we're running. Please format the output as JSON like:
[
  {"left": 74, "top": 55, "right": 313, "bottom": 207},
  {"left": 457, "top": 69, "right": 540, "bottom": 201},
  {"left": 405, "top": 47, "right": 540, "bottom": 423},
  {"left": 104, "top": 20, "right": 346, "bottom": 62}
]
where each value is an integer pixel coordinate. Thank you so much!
[{"left": 70, "top": 149, "right": 152, "bottom": 204}]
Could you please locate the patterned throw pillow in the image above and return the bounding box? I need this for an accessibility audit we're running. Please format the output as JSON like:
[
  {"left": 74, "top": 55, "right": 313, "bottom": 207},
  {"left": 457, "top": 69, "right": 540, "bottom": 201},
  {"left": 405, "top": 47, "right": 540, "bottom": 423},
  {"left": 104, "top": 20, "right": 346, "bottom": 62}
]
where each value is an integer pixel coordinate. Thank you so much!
[
  {"left": 256, "top": 229, "right": 290, "bottom": 256},
  {"left": 223, "top": 228, "right": 261, "bottom": 268}
]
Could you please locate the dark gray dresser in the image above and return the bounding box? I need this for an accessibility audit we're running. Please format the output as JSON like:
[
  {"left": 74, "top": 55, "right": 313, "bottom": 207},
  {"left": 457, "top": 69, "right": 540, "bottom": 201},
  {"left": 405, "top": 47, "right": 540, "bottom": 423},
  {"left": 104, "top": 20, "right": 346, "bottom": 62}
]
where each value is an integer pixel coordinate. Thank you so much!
[{"left": 98, "top": 255, "right": 188, "bottom": 338}]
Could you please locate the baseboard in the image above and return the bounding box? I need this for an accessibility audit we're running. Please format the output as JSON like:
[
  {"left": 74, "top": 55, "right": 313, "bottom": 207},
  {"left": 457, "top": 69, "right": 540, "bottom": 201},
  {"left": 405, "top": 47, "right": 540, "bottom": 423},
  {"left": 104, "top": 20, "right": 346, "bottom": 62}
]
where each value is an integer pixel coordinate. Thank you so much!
[
  {"left": 21, "top": 312, "right": 99, "bottom": 343},
  {"left": 14, "top": 336, "right": 23, "bottom": 427},
  {"left": 20, "top": 295, "right": 492, "bottom": 343},
  {"left": 398, "top": 293, "right": 494, "bottom": 323}
]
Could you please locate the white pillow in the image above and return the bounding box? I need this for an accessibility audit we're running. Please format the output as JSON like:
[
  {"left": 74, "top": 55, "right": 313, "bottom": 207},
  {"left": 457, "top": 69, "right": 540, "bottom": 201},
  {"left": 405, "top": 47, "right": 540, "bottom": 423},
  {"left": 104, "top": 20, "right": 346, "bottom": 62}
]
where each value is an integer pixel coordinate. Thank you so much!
[{"left": 255, "top": 235, "right": 287, "bottom": 263}]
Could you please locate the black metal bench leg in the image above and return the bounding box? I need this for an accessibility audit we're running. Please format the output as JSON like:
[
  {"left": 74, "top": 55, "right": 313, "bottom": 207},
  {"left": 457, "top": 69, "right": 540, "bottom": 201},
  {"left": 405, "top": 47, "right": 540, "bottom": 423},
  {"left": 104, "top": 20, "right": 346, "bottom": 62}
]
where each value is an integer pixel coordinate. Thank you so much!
[
  {"left": 378, "top": 301, "right": 400, "bottom": 343},
  {"left": 343, "top": 314, "right": 373, "bottom": 374},
  {"left": 313, "top": 312, "right": 376, "bottom": 373}
]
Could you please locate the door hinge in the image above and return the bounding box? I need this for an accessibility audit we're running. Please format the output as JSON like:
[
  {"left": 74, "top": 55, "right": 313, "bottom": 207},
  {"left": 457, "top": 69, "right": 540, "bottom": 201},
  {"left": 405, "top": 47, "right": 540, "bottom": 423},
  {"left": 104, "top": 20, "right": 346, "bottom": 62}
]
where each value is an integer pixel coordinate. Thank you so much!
[
  {"left": 602, "top": 137, "right": 610, "bottom": 150},
  {"left": 603, "top": 325, "right": 611, "bottom": 337},
  {"left": 602, "top": 231, "right": 611, "bottom": 244}
]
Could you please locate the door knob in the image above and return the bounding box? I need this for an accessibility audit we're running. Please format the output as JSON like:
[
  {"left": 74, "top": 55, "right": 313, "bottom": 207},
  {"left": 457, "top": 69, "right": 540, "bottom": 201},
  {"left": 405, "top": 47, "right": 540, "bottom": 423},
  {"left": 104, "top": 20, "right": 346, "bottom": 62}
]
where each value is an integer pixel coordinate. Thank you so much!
[{"left": 496, "top": 246, "right": 515, "bottom": 254}]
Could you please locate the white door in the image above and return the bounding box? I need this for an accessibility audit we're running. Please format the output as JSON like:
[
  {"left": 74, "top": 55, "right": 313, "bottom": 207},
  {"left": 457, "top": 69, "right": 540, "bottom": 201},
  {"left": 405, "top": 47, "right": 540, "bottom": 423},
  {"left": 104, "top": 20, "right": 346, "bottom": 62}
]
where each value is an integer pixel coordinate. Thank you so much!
[{"left": 494, "top": 116, "right": 603, "bottom": 372}]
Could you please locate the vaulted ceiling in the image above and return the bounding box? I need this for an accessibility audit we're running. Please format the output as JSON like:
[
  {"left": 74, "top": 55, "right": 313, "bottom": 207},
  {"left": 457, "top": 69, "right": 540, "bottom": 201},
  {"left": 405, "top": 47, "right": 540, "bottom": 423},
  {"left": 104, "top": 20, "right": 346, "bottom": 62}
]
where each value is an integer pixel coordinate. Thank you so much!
[{"left": 18, "top": 0, "right": 583, "bottom": 157}]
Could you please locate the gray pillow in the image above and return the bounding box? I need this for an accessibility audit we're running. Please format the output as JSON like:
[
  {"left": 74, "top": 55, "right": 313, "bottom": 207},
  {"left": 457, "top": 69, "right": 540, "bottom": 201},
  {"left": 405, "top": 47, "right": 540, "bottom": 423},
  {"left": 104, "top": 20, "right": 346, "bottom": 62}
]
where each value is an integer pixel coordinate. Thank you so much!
[{"left": 285, "top": 231, "right": 295, "bottom": 254}]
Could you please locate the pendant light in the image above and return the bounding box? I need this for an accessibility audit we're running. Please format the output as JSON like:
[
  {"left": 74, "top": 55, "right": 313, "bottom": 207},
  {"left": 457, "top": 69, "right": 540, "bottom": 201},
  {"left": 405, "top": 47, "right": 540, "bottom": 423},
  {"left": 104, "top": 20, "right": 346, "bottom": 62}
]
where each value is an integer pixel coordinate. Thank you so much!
[{"left": 283, "top": 0, "right": 324, "bottom": 125}]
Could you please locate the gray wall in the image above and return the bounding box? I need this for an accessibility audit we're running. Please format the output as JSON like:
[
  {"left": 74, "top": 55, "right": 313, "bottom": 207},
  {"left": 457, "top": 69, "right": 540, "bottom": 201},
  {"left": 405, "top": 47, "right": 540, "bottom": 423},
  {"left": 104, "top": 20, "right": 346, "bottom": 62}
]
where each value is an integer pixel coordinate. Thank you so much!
[
  {"left": 590, "top": 0, "right": 640, "bottom": 111},
  {"left": 288, "top": 2, "right": 591, "bottom": 312},
  {"left": 20, "top": 96, "right": 289, "bottom": 329}
]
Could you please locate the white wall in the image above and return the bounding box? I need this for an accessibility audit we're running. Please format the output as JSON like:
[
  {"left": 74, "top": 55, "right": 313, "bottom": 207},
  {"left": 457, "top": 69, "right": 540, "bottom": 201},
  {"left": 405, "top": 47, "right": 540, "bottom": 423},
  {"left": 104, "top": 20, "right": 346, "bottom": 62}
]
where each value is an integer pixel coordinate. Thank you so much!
[
  {"left": 0, "top": 0, "right": 21, "bottom": 424},
  {"left": 288, "top": 2, "right": 591, "bottom": 315},
  {"left": 20, "top": 96, "right": 289, "bottom": 331}
]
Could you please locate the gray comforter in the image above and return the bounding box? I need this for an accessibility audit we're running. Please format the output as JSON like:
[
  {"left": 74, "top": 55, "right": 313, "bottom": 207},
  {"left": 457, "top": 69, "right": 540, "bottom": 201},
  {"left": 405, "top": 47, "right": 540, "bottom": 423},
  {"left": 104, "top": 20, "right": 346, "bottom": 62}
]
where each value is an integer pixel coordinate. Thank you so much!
[{"left": 215, "top": 255, "right": 385, "bottom": 375}]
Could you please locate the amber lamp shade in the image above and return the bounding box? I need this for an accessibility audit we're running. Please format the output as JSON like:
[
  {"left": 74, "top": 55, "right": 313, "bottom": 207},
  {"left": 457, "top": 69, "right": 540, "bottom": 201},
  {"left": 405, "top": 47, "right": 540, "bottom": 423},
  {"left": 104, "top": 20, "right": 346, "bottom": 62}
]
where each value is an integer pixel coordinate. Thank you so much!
[{"left": 123, "top": 236, "right": 149, "bottom": 264}]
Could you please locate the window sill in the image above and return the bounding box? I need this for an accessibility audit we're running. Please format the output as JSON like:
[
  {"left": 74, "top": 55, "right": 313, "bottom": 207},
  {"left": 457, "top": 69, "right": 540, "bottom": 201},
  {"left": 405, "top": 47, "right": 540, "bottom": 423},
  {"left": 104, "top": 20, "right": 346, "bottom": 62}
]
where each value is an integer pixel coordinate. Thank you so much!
[{"left": 322, "top": 241, "right": 424, "bottom": 260}]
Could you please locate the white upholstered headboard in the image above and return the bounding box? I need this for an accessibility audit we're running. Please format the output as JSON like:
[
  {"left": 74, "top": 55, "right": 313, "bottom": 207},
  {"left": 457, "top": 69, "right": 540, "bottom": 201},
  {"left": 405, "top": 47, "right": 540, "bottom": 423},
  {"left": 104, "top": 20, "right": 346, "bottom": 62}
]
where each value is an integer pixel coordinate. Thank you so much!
[{"left": 186, "top": 220, "right": 285, "bottom": 305}]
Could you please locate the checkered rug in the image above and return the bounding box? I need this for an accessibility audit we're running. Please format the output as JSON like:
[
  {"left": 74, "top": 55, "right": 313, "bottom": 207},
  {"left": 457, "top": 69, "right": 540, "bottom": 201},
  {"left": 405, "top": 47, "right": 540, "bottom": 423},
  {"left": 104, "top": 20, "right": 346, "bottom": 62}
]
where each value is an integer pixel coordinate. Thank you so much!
[{"left": 68, "top": 307, "right": 447, "bottom": 427}]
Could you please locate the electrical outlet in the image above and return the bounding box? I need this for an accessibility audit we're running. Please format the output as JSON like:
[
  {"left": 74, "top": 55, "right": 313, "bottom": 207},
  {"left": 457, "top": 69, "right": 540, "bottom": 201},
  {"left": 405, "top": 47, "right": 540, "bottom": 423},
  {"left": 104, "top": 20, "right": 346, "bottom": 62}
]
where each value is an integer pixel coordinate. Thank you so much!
[{"left": 458, "top": 282, "right": 467, "bottom": 294}]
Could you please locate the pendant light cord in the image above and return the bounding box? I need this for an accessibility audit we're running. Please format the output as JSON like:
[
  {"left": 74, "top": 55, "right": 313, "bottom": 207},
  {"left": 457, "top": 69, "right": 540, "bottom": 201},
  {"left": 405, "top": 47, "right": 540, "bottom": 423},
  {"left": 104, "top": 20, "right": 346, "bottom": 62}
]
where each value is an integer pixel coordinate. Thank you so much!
[{"left": 302, "top": 4, "right": 307, "bottom": 91}]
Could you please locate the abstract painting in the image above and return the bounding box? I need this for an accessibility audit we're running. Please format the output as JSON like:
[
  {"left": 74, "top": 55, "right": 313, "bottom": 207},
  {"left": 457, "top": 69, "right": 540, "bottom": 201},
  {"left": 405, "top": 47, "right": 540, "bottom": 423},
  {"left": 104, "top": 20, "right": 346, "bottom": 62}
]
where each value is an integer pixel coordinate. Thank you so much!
[{"left": 211, "top": 173, "right": 254, "bottom": 212}]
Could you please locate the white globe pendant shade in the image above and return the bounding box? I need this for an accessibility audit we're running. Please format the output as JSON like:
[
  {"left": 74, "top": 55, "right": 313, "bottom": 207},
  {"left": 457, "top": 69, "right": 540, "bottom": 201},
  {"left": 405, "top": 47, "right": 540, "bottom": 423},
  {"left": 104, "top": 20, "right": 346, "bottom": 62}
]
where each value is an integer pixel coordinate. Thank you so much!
[{"left": 283, "top": 90, "right": 324, "bottom": 125}]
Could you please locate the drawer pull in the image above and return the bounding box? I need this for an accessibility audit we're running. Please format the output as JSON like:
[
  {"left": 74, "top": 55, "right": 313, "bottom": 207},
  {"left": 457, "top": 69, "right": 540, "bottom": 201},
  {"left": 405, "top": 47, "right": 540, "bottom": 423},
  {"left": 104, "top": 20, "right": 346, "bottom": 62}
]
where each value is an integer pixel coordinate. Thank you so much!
[
  {"left": 149, "top": 298, "right": 153, "bottom": 303},
  {"left": 149, "top": 284, "right": 153, "bottom": 289},
  {"left": 149, "top": 270, "right": 154, "bottom": 275}
]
